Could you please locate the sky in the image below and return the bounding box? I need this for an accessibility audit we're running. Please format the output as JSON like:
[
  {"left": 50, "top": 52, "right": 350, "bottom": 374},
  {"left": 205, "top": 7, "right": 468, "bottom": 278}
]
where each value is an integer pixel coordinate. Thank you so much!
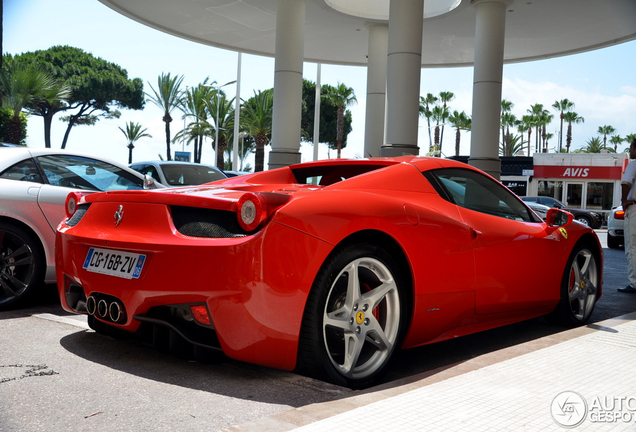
[{"left": 4, "top": 0, "right": 636, "bottom": 170}]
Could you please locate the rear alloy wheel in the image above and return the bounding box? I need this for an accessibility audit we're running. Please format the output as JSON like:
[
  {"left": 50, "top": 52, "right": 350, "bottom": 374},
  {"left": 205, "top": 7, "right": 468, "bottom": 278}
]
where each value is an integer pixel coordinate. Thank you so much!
[
  {"left": 549, "top": 244, "right": 599, "bottom": 326},
  {"left": 0, "top": 223, "right": 43, "bottom": 310},
  {"left": 298, "top": 243, "right": 407, "bottom": 388},
  {"left": 575, "top": 216, "right": 591, "bottom": 226}
]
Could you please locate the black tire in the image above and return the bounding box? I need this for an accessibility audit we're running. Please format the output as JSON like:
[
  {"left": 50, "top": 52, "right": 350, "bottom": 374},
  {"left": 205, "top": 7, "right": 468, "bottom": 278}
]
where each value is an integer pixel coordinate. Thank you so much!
[
  {"left": 607, "top": 233, "right": 621, "bottom": 249},
  {"left": 297, "top": 243, "right": 408, "bottom": 389},
  {"left": 547, "top": 243, "right": 600, "bottom": 326},
  {"left": 0, "top": 222, "right": 44, "bottom": 310}
]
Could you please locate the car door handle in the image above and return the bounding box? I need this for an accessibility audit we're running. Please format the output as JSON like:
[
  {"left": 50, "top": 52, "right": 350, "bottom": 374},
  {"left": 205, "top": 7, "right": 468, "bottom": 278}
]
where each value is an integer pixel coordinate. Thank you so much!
[{"left": 470, "top": 228, "right": 482, "bottom": 239}]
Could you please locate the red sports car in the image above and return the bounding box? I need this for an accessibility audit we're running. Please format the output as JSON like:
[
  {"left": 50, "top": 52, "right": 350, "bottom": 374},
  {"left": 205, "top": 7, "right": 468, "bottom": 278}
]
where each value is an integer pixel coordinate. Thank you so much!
[{"left": 56, "top": 157, "right": 602, "bottom": 388}]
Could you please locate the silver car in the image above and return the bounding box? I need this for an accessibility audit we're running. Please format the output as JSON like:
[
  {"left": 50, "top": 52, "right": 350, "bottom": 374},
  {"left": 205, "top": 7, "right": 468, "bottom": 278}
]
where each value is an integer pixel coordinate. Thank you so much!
[
  {"left": 525, "top": 201, "right": 551, "bottom": 221},
  {"left": 0, "top": 146, "right": 162, "bottom": 309},
  {"left": 129, "top": 160, "right": 227, "bottom": 187},
  {"left": 607, "top": 206, "right": 625, "bottom": 249}
]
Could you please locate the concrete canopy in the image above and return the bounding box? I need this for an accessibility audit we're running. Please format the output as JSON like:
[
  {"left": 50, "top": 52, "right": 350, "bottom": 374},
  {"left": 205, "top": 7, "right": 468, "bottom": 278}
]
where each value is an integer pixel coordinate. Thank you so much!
[
  {"left": 99, "top": 0, "right": 636, "bottom": 67},
  {"left": 100, "top": 0, "right": 636, "bottom": 176}
]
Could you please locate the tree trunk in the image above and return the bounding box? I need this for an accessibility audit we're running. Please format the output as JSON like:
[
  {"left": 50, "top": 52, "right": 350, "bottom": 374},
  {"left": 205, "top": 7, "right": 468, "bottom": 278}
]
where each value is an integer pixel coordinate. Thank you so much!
[
  {"left": 60, "top": 114, "right": 79, "bottom": 149},
  {"left": 255, "top": 135, "right": 266, "bottom": 172},
  {"left": 43, "top": 114, "right": 53, "bottom": 148},
  {"left": 164, "top": 118, "right": 172, "bottom": 161},
  {"left": 455, "top": 128, "right": 460, "bottom": 156}
]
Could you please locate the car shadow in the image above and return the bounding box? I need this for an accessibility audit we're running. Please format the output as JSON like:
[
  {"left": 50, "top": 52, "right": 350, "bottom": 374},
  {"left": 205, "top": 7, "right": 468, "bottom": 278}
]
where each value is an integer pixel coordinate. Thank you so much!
[{"left": 58, "top": 328, "right": 349, "bottom": 407}]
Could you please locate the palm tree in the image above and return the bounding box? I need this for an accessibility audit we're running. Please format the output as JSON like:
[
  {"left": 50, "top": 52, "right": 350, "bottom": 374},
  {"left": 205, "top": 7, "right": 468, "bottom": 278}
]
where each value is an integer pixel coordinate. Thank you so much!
[
  {"left": 520, "top": 115, "right": 534, "bottom": 157},
  {"left": 204, "top": 93, "right": 235, "bottom": 169},
  {"left": 437, "top": 91, "right": 454, "bottom": 153},
  {"left": 500, "top": 112, "right": 518, "bottom": 155},
  {"left": 500, "top": 99, "right": 514, "bottom": 150},
  {"left": 563, "top": 111, "right": 584, "bottom": 152},
  {"left": 448, "top": 110, "right": 471, "bottom": 156},
  {"left": 537, "top": 109, "right": 554, "bottom": 153},
  {"left": 597, "top": 125, "right": 616, "bottom": 150},
  {"left": 499, "top": 134, "right": 526, "bottom": 157},
  {"left": 178, "top": 82, "right": 215, "bottom": 163},
  {"left": 146, "top": 73, "right": 185, "bottom": 161},
  {"left": 552, "top": 99, "right": 574, "bottom": 152},
  {"left": 242, "top": 90, "right": 273, "bottom": 172},
  {"left": 527, "top": 104, "right": 545, "bottom": 153},
  {"left": 625, "top": 133, "right": 636, "bottom": 151},
  {"left": 429, "top": 105, "right": 450, "bottom": 157},
  {"left": 119, "top": 121, "right": 152, "bottom": 164},
  {"left": 609, "top": 135, "right": 624, "bottom": 152},
  {"left": 323, "top": 83, "right": 357, "bottom": 158},
  {"left": 575, "top": 136, "right": 612, "bottom": 153},
  {"left": 0, "top": 63, "right": 68, "bottom": 144},
  {"left": 419, "top": 93, "right": 437, "bottom": 154}
]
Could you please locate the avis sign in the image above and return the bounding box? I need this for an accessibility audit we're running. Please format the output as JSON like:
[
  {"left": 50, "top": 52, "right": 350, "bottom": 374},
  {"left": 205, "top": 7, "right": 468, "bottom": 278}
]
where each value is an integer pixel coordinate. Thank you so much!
[
  {"left": 562, "top": 168, "right": 590, "bottom": 178},
  {"left": 534, "top": 165, "right": 622, "bottom": 180}
]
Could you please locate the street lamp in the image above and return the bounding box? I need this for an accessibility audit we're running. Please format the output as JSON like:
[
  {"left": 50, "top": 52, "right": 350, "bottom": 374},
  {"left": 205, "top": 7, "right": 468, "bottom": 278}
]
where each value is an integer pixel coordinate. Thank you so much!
[{"left": 212, "top": 80, "right": 237, "bottom": 168}]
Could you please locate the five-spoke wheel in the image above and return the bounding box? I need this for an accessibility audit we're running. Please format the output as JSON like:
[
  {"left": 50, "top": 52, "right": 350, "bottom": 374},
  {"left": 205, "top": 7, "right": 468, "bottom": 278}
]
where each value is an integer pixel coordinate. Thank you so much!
[
  {"left": 298, "top": 243, "right": 407, "bottom": 388},
  {"left": 549, "top": 243, "right": 599, "bottom": 326}
]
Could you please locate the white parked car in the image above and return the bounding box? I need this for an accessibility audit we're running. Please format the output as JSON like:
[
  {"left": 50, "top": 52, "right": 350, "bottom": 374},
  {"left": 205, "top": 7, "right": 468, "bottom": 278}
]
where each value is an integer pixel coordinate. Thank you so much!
[
  {"left": 129, "top": 160, "right": 227, "bottom": 186},
  {"left": 607, "top": 206, "right": 625, "bottom": 249},
  {"left": 0, "top": 146, "right": 162, "bottom": 309}
]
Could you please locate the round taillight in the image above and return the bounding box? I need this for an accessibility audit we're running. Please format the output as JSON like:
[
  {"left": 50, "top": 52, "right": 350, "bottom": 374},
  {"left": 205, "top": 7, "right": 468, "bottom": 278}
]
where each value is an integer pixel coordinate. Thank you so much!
[
  {"left": 237, "top": 193, "right": 266, "bottom": 232},
  {"left": 65, "top": 192, "right": 82, "bottom": 218}
]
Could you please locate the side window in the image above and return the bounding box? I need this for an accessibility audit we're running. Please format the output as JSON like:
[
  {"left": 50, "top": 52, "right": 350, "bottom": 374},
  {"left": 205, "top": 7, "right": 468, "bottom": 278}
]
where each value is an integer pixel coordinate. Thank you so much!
[
  {"left": 132, "top": 164, "right": 160, "bottom": 183},
  {"left": 426, "top": 168, "right": 536, "bottom": 222},
  {"left": 37, "top": 154, "right": 144, "bottom": 191},
  {"left": 0, "top": 158, "right": 43, "bottom": 183}
]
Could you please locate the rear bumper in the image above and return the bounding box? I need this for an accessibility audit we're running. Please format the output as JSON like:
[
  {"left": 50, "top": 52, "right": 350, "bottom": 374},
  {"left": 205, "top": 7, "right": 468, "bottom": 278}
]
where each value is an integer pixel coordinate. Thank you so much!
[{"left": 56, "top": 221, "right": 333, "bottom": 370}]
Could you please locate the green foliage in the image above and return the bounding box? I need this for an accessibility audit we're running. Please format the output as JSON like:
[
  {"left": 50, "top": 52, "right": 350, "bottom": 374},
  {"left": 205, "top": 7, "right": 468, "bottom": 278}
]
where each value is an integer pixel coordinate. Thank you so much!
[
  {"left": 301, "top": 80, "right": 353, "bottom": 150},
  {"left": 574, "top": 136, "right": 613, "bottom": 153},
  {"left": 6, "top": 46, "right": 144, "bottom": 148},
  {"left": 242, "top": 89, "right": 273, "bottom": 172},
  {"left": 0, "top": 108, "right": 27, "bottom": 145},
  {"left": 146, "top": 72, "right": 184, "bottom": 161}
]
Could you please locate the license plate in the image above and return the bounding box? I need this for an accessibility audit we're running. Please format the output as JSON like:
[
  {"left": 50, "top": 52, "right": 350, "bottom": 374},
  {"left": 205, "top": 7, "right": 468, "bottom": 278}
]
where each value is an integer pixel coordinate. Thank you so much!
[{"left": 83, "top": 247, "right": 146, "bottom": 279}]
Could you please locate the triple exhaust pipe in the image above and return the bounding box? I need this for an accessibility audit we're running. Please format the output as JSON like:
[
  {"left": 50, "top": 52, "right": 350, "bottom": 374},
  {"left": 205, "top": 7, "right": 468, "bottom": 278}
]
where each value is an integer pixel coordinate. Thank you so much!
[{"left": 86, "top": 295, "right": 126, "bottom": 324}]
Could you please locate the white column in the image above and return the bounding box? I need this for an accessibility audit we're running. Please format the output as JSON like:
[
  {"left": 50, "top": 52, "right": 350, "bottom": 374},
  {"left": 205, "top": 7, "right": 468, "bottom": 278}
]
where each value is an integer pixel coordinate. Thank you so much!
[
  {"left": 364, "top": 23, "right": 388, "bottom": 158},
  {"left": 269, "top": 0, "right": 305, "bottom": 170},
  {"left": 469, "top": 0, "right": 512, "bottom": 180},
  {"left": 381, "top": 0, "right": 423, "bottom": 157}
]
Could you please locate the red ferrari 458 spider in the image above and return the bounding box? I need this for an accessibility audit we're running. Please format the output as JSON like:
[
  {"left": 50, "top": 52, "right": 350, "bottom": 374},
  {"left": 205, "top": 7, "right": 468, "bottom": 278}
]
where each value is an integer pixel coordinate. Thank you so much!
[{"left": 56, "top": 156, "right": 602, "bottom": 388}]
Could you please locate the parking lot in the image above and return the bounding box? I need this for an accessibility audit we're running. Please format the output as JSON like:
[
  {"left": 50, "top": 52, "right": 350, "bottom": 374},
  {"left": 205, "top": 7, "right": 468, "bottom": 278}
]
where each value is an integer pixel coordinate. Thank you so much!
[{"left": 1, "top": 231, "right": 635, "bottom": 432}]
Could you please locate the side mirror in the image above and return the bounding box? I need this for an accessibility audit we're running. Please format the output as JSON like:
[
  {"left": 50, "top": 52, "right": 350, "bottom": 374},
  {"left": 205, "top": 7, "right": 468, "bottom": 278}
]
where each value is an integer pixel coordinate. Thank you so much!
[{"left": 546, "top": 208, "right": 573, "bottom": 227}]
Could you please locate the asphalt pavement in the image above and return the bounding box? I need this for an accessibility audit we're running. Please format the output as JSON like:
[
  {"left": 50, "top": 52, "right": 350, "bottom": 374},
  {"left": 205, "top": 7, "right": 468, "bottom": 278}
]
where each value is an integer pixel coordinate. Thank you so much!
[{"left": 1, "top": 231, "right": 635, "bottom": 432}]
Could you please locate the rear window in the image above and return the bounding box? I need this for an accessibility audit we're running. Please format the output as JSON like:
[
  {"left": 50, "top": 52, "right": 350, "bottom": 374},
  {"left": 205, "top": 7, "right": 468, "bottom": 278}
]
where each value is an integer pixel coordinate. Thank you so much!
[{"left": 291, "top": 164, "right": 389, "bottom": 186}]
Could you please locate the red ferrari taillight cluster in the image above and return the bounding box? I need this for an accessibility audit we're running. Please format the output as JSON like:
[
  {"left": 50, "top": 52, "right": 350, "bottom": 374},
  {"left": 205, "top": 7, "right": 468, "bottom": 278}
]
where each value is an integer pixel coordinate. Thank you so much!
[
  {"left": 237, "top": 192, "right": 267, "bottom": 232},
  {"left": 235, "top": 192, "right": 290, "bottom": 233},
  {"left": 615, "top": 209, "right": 626, "bottom": 220},
  {"left": 65, "top": 192, "right": 88, "bottom": 219}
]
